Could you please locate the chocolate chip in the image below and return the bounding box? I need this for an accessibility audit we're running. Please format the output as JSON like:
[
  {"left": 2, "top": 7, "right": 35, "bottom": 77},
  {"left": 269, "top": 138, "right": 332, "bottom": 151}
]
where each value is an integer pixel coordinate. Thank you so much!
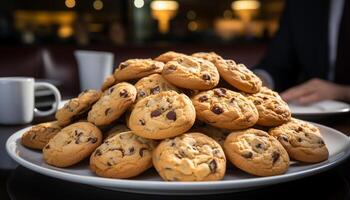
[
  {"left": 119, "top": 89, "right": 128, "bottom": 98},
  {"left": 31, "top": 134, "right": 36, "bottom": 140},
  {"left": 150, "top": 86, "right": 160, "bottom": 94},
  {"left": 272, "top": 151, "right": 280, "bottom": 164},
  {"left": 139, "top": 119, "right": 146, "bottom": 125},
  {"left": 262, "top": 97, "right": 268, "bottom": 100},
  {"left": 165, "top": 65, "right": 177, "bottom": 74},
  {"left": 279, "top": 136, "right": 288, "bottom": 142},
  {"left": 175, "top": 154, "right": 182, "bottom": 159},
  {"left": 45, "top": 145, "right": 50, "bottom": 149},
  {"left": 230, "top": 97, "right": 236, "bottom": 103},
  {"left": 95, "top": 149, "right": 102, "bottom": 156},
  {"left": 107, "top": 161, "right": 113, "bottom": 166},
  {"left": 214, "top": 88, "right": 226, "bottom": 97},
  {"left": 255, "top": 143, "right": 263, "bottom": 149},
  {"left": 166, "top": 111, "right": 177, "bottom": 121},
  {"left": 253, "top": 100, "right": 261, "bottom": 105},
  {"left": 119, "top": 62, "right": 128, "bottom": 69},
  {"left": 211, "top": 106, "right": 224, "bottom": 114},
  {"left": 88, "top": 137, "right": 98, "bottom": 143},
  {"left": 170, "top": 141, "right": 176, "bottom": 147},
  {"left": 109, "top": 87, "right": 115, "bottom": 94},
  {"left": 242, "top": 151, "right": 253, "bottom": 159},
  {"left": 198, "top": 95, "right": 208, "bottom": 102},
  {"left": 297, "top": 127, "right": 303, "bottom": 132},
  {"left": 318, "top": 140, "right": 325, "bottom": 145},
  {"left": 151, "top": 109, "right": 162, "bottom": 117},
  {"left": 139, "top": 148, "right": 148, "bottom": 157},
  {"left": 128, "top": 147, "right": 135, "bottom": 155},
  {"left": 298, "top": 138, "right": 302, "bottom": 142},
  {"left": 138, "top": 91, "right": 146, "bottom": 97},
  {"left": 202, "top": 74, "right": 211, "bottom": 81},
  {"left": 105, "top": 108, "right": 112, "bottom": 116},
  {"left": 209, "top": 160, "right": 217, "bottom": 173}
]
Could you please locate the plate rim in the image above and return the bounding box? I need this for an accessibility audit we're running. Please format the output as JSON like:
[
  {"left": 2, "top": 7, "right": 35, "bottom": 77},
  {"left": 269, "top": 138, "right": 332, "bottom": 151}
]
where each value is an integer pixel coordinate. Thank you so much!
[
  {"left": 6, "top": 123, "right": 350, "bottom": 192},
  {"left": 289, "top": 100, "right": 350, "bottom": 116}
]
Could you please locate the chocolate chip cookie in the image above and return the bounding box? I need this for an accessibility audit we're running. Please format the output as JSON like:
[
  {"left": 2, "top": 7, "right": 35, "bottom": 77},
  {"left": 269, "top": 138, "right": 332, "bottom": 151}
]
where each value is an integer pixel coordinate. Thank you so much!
[
  {"left": 162, "top": 56, "right": 220, "bottom": 90},
  {"left": 88, "top": 82, "right": 137, "bottom": 126},
  {"left": 56, "top": 90, "right": 102, "bottom": 126},
  {"left": 191, "top": 88, "right": 258, "bottom": 130},
  {"left": 113, "top": 59, "right": 164, "bottom": 81},
  {"left": 192, "top": 52, "right": 224, "bottom": 66},
  {"left": 154, "top": 51, "right": 187, "bottom": 63},
  {"left": 104, "top": 124, "right": 130, "bottom": 140},
  {"left": 224, "top": 128, "right": 290, "bottom": 176},
  {"left": 101, "top": 75, "right": 117, "bottom": 92},
  {"left": 43, "top": 122, "right": 102, "bottom": 167},
  {"left": 269, "top": 118, "right": 329, "bottom": 163},
  {"left": 129, "top": 91, "right": 196, "bottom": 140},
  {"left": 21, "top": 121, "right": 61, "bottom": 150},
  {"left": 90, "top": 131, "right": 157, "bottom": 178},
  {"left": 153, "top": 132, "right": 226, "bottom": 181},
  {"left": 216, "top": 59, "right": 262, "bottom": 93},
  {"left": 245, "top": 87, "right": 291, "bottom": 126},
  {"left": 134, "top": 74, "right": 180, "bottom": 103}
]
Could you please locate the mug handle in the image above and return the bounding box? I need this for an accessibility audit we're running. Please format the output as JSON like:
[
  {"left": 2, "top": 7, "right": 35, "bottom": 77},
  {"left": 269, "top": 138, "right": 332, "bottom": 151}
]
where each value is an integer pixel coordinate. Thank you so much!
[{"left": 34, "top": 82, "right": 61, "bottom": 117}]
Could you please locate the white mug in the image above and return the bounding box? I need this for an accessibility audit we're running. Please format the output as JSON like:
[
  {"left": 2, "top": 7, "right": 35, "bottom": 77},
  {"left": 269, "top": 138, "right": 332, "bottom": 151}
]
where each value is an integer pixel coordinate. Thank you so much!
[
  {"left": 0, "top": 77, "right": 61, "bottom": 124},
  {"left": 74, "top": 50, "right": 114, "bottom": 91}
]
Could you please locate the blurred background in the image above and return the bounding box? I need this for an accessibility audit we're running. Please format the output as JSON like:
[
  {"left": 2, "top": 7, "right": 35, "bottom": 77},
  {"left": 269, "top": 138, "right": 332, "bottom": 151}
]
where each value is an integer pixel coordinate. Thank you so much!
[{"left": 0, "top": 0, "right": 284, "bottom": 97}]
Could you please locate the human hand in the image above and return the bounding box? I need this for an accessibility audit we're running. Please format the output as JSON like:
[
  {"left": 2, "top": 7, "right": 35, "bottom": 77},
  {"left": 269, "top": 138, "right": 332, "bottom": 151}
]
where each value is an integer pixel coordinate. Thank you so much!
[{"left": 281, "top": 78, "right": 349, "bottom": 105}]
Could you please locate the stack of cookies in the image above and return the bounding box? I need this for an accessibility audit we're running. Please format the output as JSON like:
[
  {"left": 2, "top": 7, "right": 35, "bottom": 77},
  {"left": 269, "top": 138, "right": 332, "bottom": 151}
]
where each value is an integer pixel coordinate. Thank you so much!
[{"left": 21, "top": 51, "right": 329, "bottom": 181}]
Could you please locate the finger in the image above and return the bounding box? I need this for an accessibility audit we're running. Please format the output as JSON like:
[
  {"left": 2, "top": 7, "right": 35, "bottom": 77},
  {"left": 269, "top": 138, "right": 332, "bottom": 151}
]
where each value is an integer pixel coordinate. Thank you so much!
[
  {"left": 297, "top": 93, "right": 322, "bottom": 105},
  {"left": 281, "top": 84, "right": 314, "bottom": 102}
]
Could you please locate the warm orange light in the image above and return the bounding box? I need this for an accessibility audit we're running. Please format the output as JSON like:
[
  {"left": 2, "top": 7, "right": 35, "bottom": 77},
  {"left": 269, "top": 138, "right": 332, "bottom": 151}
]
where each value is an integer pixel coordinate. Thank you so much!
[
  {"left": 231, "top": 0, "right": 260, "bottom": 10},
  {"left": 65, "top": 0, "right": 76, "bottom": 8},
  {"left": 58, "top": 25, "right": 73, "bottom": 38},
  {"left": 188, "top": 21, "right": 198, "bottom": 31},
  {"left": 151, "top": 0, "right": 179, "bottom": 34},
  {"left": 93, "top": 0, "right": 103, "bottom": 10}
]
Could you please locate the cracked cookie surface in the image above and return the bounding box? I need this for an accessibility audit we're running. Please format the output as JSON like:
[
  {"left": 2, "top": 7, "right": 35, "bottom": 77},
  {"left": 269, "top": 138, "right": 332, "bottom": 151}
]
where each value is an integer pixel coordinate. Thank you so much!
[
  {"left": 90, "top": 131, "right": 157, "bottom": 178},
  {"left": 88, "top": 82, "right": 137, "bottom": 126},
  {"left": 43, "top": 122, "right": 102, "bottom": 167},
  {"left": 245, "top": 87, "right": 291, "bottom": 126},
  {"left": 162, "top": 56, "right": 220, "bottom": 90},
  {"left": 129, "top": 91, "right": 196, "bottom": 139},
  {"left": 56, "top": 90, "right": 101, "bottom": 126},
  {"left": 114, "top": 59, "right": 164, "bottom": 81},
  {"left": 191, "top": 88, "right": 258, "bottom": 130},
  {"left": 154, "top": 51, "right": 187, "bottom": 63},
  {"left": 153, "top": 132, "right": 226, "bottom": 181},
  {"left": 134, "top": 74, "right": 180, "bottom": 103},
  {"left": 269, "top": 118, "right": 328, "bottom": 163},
  {"left": 216, "top": 59, "right": 262, "bottom": 93},
  {"left": 224, "top": 128, "right": 289, "bottom": 176},
  {"left": 21, "top": 121, "right": 61, "bottom": 150}
]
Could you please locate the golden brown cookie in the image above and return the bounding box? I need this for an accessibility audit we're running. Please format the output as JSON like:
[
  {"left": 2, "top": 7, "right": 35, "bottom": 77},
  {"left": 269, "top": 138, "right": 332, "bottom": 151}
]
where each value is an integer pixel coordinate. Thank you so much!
[
  {"left": 129, "top": 91, "right": 196, "bottom": 140},
  {"left": 101, "top": 75, "right": 118, "bottom": 92},
  {"left": 162, "top": 56, "right": 220, "bottom": 90},
  {"left": 113, "top": 59, "right": 164, "bottom": 81},
  {"left": 134, "top": 74, "right": 180, "bottom": 103},
  {"left": 153, "top": 132, "right": 226, "bottom": 181},
  {"left": 224, "top": 128, "right": 290, "bottom": 176},
  {"left": 90, "top": 131, "right": 157, "bottom": 178},
  {"left": 154, "top": 51, "right": 187, "bottom": 63},
  {"left": 269, "top": 118, "right": 329, "bottom": 163},
  {"left": 104, "top": 124, "right": 130, "bottom": 140},
  {"left": 192, "top": 52, "right": 224, "bottom": 66},
  {"left": 55, "top": 90, "right": 102, "bottom": 126},
  {"left": 216, "top": 59, "right": 262, "bottom": 93},
  {"left": 191, "top": 124, "right": 229, "bottom": 147},
  {"left": 245, "top": 87, "right": 291, "bottom": 126},
  {"left": 21, "top": 121, "right": 61, "bottom": 150},
  {"left": 88, "top": 82, "right": 137, "bottom": 126},
  {"left": 43, "top": 122, "right": 102, "bottom": 167},
  {"left": 191, "top": 88, "right": 258, "bottom": 130}
]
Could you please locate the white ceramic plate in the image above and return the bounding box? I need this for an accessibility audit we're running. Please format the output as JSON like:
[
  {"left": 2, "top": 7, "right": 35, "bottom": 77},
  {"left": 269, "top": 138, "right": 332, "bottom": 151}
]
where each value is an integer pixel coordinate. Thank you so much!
[
  {"left": 6, "top": 123, "right": 350, "bottom": 195},
  {"left": 289, "top": 100, "right": 350, "bottom": 116}
]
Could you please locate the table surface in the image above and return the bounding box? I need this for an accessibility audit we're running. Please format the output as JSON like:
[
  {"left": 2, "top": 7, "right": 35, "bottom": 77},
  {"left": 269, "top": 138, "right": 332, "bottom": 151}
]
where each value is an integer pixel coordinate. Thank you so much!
[{"left": 1, "top": 113, "right": 350, "bottom": 200}]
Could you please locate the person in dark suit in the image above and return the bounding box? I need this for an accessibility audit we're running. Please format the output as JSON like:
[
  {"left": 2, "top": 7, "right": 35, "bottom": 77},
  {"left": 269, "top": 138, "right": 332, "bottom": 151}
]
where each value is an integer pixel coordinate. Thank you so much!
[{"left": 255, "top": 0, "right": 350, "bottom": 104}]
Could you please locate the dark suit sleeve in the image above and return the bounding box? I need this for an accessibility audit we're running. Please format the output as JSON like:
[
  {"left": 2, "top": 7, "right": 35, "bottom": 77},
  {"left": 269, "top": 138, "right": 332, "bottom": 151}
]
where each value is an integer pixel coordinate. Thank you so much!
[{"left": 255, "top": 0, "right": 300, "bottom": 92}]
